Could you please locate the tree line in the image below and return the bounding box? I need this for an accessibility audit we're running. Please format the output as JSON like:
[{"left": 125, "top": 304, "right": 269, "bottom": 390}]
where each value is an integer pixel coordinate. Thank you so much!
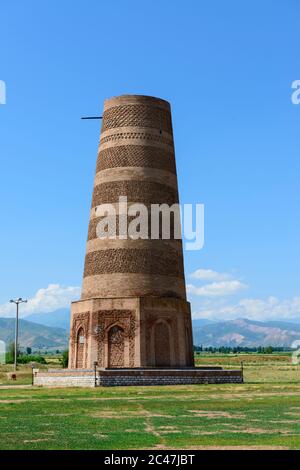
[{"left": 193, "top": 345, "right": 291, "bottom": 354}]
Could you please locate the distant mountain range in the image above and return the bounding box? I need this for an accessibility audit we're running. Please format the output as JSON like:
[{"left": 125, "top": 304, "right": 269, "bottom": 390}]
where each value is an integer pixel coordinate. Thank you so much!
[
  {"left": 1, "top": 310, "right": 300, "bottom": 349},
  {"left": 193, "top": 318, "right": 300, "bottom": 347},
  {"left": 0, "top": 318, "right": 68, "bottom": 350},
  {"left": 26, "top": 308, "right": 70, "bottom": 330}
]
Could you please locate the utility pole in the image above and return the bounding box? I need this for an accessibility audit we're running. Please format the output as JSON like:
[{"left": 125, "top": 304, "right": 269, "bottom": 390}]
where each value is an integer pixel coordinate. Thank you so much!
[{"left": 10, "top": 298, "right": 27, "bottom": 371}]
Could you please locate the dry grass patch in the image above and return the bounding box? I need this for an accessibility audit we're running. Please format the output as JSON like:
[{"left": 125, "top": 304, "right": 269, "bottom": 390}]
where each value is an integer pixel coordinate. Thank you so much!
[
  {"left": 23, "top": 438, "right": 50, "bottom": 443},
  {"left": 188, "top": 410, "right": 245, "bottom": 419}
]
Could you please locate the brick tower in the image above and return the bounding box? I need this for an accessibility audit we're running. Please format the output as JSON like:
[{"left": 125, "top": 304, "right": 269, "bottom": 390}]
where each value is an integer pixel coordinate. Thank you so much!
[{"left": 68, "top": 95, "right": 194, "bottom": 369}]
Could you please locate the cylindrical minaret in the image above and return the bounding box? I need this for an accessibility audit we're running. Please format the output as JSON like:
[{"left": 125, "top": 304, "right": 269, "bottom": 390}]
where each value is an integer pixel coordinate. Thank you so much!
[
  {"left": 69, "top": 95, "right": 194, "bottom": 369},
  {"left": 82, "top": 95, "right": 186, "bottom": 301}
]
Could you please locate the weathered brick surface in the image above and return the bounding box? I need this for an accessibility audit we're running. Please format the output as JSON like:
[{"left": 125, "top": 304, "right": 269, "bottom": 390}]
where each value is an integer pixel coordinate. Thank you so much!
[{"left": 68, "top": 95, "right": 196, "bottom": 372}]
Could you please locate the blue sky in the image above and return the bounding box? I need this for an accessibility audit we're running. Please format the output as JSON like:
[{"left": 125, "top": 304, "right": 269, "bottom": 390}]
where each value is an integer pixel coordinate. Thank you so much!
[{"left": 0, "top": 0, "right": 299, "bottom": 321}]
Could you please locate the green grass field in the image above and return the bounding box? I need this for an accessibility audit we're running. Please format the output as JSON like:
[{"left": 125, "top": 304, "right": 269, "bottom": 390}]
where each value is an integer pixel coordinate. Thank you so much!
[{"left": 0, "top": 353, "right": 299, "bottom": 450}]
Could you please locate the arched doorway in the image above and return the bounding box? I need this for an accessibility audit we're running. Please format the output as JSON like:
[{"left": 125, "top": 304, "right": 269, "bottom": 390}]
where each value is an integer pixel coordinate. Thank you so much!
[
  {"left": 154, "top": 321, "right": 171, "bottom": 367},
  {"left": 108, "top": 325, "right": 125, "bottom": 368},
  {"left": 76, "top": 327, "right": 85, "bottom": 368}
]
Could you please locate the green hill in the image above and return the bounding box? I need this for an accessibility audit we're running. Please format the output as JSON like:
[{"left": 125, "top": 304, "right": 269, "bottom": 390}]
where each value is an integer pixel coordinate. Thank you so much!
[{"left": 0, "top": 317, "right": 68, "bottom": 350}]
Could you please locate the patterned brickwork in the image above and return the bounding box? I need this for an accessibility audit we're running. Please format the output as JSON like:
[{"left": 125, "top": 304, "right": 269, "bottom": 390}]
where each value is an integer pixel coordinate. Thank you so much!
[
  {"left": 100, "top": 131, "right": 173, "bottom": 147},
  {"left": 88, "top": 215, "right": 134, "bottom": 241},
  {"left": 83, "top": 248, "right": 184, "bottom": 278},
  {"left": 101, "top": 104, "right": 173, "bottom": 133},
  {"left": 95, "top": 309, "right": 136, "bottom": 368},
  {"left": 108, "top": 326, "right": 125, "bottom": 367},
  {"left": 70, "top": 312, "right": 90, "bottom": 369},
  {"left": 87, "top": 214, "right": 180, "bottom": 241},
  {"left": 96, "top": 145, "right": 176, "bottom": 174},
  {"left": 76, "top": 327, "right": 85, "bottom": 368},
  {"left": 91, "top": 180, "right": 179, "bottom": 208}
]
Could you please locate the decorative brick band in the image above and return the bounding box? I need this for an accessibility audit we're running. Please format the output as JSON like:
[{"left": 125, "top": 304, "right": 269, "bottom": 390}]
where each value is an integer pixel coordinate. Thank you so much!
[
  {"left": 99, "top": 131, "right": 173, "bottom": 148},
  {"left": 94, "top": 167, "right": 178, "bottom": 189},
  {"left": 81, "top": 273, "right": 186, "bottom": 299},
  {"left": 103, "top": 95, "right": 171, "bottom": 112},
  {"left": 85, "top": 238, "right": 183, "bottom": 254},
  {"left": 90, "top": 202, "right": 149, "bottom": 220},
  {"left": 87, "top": 214, "right": 181, "bottom": 241},
  {"left": 96, "top": 145, "right": 176, "bottom": 174},
  {"left": 91, "top": 180, "right": 179, "bottom": 208},
  {"left": 101, "top": 104, "right": 173, "bottom": 134},
  {"left": 83, "top": 248, "right": 184, "bottom": 277}
]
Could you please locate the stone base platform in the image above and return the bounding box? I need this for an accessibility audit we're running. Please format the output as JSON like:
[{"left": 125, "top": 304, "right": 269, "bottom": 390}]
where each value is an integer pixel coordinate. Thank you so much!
[{"left": 33, "top": 367, "right": 243, "bottom": 387}]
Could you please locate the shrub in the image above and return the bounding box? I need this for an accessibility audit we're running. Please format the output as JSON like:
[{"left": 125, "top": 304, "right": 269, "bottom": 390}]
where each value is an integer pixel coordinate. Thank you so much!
[
  {"left": 5, "top": 352, "right": 14, "bottom": 364},
  {"left": 60, "top": 350, "right": 69, "bottom": 368},
  {"left": 6, "top": 353, "right": 46, "bottom": 364}
]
